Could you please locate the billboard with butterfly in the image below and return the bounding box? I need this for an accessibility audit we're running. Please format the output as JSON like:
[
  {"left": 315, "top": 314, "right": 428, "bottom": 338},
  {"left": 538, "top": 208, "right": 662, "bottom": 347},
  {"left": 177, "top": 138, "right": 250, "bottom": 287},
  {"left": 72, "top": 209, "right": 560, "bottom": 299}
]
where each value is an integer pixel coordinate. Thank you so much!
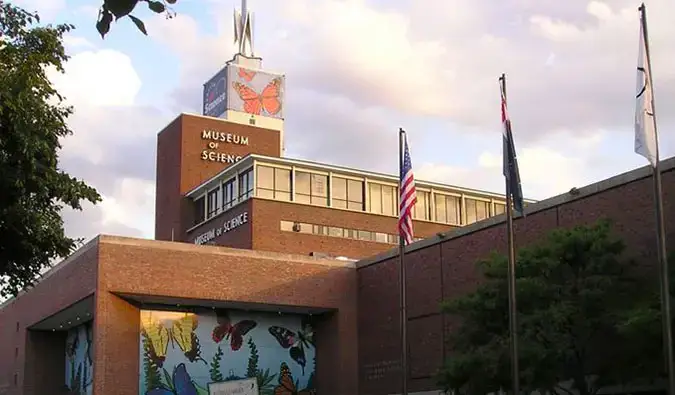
[
  {"left": 65, "top": 320, "right": 94, "bottom": 395},
  {"left": 139, "top": 309, "right": 316, "bottom": 395},
  {"left": 227, "top": 65, "right": 285, "bottom": 120}
]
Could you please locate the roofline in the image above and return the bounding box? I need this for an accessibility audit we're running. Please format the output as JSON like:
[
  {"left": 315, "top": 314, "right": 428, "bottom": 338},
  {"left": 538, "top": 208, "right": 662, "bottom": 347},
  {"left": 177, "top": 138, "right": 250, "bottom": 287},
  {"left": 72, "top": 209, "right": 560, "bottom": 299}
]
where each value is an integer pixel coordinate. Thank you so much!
[
  {"left": 0, "top": 236, "right": 100, "bottom": 310},
  {"left": 355, "top": 155, "right": 675, "bottom": 269},
  {"left": 184, "top": 153, "right": 537, "bottom": 201}
]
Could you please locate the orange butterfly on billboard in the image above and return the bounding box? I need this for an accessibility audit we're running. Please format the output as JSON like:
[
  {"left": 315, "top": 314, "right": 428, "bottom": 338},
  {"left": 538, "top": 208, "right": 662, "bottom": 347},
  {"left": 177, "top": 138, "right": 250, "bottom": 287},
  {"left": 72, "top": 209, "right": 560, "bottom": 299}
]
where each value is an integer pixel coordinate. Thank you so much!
[
  {"left": 231, "top": 77, "right": 282, "bottom": 116},
  {"left": 238, "top": 67, "right": 257, "bottom": 82}
]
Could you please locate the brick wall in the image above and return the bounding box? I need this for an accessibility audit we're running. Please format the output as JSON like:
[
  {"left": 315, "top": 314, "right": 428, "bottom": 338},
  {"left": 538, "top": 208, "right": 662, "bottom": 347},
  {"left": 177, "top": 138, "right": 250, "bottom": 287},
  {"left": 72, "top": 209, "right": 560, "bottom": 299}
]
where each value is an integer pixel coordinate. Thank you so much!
[
  {"left": 154, "top": 114, "right": 281, "bottom": 241},
  {"left": 94, "top": 236, "right": 359, "bottom": 395},
  {"left": 356, "top": 163, "right": 675, "bottom": 395}
]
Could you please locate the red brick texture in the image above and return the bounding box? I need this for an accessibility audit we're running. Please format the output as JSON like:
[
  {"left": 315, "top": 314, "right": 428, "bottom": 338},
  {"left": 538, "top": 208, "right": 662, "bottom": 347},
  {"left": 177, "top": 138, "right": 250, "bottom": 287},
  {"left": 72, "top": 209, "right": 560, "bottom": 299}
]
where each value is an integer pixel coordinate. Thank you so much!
[
  {"left": 154, "top": 114, "right": 281, "bottom": 242},
  {"left": 184, "top": 199, "right": 253, "bottom": 248},
  {"left": 357, "top": 167, "right": 675, "bottom": 395},
  {"left": 0, "top": 241, "right": 98, "bottom": 395},
  {"left": 93, "top": 236, "right": 358, "bottom": 395}
]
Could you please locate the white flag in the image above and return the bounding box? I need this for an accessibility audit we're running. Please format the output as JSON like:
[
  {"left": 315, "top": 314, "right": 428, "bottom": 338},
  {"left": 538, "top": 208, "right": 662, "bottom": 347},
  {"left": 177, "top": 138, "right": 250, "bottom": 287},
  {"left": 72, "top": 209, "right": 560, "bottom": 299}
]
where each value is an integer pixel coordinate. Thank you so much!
[{"left": 635, "top": 14, "right": 658, "bottom": 167}]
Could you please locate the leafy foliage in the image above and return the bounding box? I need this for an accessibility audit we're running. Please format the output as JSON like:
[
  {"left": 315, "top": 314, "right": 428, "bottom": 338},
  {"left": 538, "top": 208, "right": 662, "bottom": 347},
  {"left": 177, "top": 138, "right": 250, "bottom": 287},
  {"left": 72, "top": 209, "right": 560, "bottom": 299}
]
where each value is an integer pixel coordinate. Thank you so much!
[
  {"left": 142, "top": 333, "right": 163, "bottom": 391},
  {"left": 209, "top": 345, "right": 224, "bottom": 383},
  {"left": 95, "top": 0, "right": 178, "bottom": 38},
  {"left": 0, "top": 3, "right": 101, "bottom": 298},
  {"left": 438, "top": 219, "right": 649, "bottom": 395},
  {"left": 246, "top": 337, "right": 259, "bottom": 378}
]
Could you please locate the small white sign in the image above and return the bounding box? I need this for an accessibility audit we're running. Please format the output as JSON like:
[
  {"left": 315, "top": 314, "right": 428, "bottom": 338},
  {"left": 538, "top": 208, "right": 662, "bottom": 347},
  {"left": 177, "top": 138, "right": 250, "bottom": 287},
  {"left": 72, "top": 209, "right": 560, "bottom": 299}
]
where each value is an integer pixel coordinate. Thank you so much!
[{"left": 208, "top": 377, "right": 259, "bottom": 395}]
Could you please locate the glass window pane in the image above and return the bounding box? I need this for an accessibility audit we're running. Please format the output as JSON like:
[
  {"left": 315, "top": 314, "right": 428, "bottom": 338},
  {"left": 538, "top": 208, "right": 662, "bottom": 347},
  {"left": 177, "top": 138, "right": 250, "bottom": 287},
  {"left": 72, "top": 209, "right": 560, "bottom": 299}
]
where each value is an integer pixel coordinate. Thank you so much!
[
  {"left": 347, "top": 180, "right": 364, "bottom": 203},
  {"left": 328, "top": 227, "right": 344, "bottom": 237},
  {"left": 434, "top": 194, "right": 447, "bottom": 223},
  {"left": 258, "top": 189, "right": 274, "bottom": 199},
  {"left": 311, "top": 174, "right": 328, "bottom": 197},
  {"left": 381, "top": 185, "right": 395, "bottom": 216},
  {"left": 414, "top": 191, "right": 429, "bottom": 220},
  {"left": 295, "top": 171, "right": 310, "bottom": 195},
  {"left": 311, "top": 195, "right": 328, "bottom": 206},
  {"left": 333, "top": 199, "right": 347, "bottom": 209},
  {"left": 194, "top": 196, "right": 205, "bottom": 225},
  {"left": 476, "top": 200, "right": 489, "bottom": 221},
  {"left": 295, "top": 194, "right": 310, "bottom": 204},
  {"left": 347, "top": 201, "right": 363, "bottom": 211},
  {"left": 447, "top": 196, "right": 461, "bottom": 225},
  {"left": 222, "top": 179, "right": 235, "bottom": 209},
  {"left": 280, "top": 220, "right": 294, "bottom": 231},
  {"left": 369, "top": 183, "right": 382, "bottom": 214},
  {"left": 256, "top": 165, "right": 274, "bottom": 189},
  {"left": 298, "top": 223, "right": 312, "bottom": 233},
  {"left": 494, "top": 203, "right": 506, "bottom": 215},
  {"left": 358, "top": 230, "right": 371, "bottom": 241},
  {"left": 374, "top": 232, "right": 388, "bottom": 243},
  {"left": 332, "top": 177, "right": 347, "bottom": 200},
  {"left": 276, "top": 191, "right": 291, "bottom": 201},
  {"left": 207, "top": 189, "right": 219, "bottom": 218},
  {"left": 275, "top": 168, "right": 291, "bottom": 192},
  {"left": 466, "top": 198, "right": 477, "bottom": 224}
]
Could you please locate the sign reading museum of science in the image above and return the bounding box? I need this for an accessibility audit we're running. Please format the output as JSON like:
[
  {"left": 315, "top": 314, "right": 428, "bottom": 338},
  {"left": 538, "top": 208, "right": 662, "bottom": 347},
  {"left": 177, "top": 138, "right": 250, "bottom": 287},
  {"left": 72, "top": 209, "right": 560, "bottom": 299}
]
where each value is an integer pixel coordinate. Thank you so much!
[
  {"left": 194, "top": 212, "right": 248, "bottom": 245},
  {"left": 200, "top": 129, "right": 249, "bottom": 164}
]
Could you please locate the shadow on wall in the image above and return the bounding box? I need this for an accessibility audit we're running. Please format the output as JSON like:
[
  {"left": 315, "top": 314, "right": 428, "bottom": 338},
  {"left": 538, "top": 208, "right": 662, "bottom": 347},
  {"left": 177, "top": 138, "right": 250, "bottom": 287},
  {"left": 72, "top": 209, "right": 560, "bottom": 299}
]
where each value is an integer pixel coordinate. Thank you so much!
[{"left": 139, "top": 308, "right": 317, "bottom": 395}]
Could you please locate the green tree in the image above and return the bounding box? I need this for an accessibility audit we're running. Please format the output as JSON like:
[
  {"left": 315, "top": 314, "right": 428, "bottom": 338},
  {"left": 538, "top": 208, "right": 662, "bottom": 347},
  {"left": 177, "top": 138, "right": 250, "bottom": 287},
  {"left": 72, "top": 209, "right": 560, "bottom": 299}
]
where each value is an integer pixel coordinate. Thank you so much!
[
  {"left": 95, "top": 0, "right": 178, "bottom": 38},
  {"left": 0, "top": 3, "right": 101, "bottom": 298},
  {"left": 438, "top": 219, "right": 648, "bottom": 395},
  {"left": 209, "top": 346, "right": 224, "bottom": 382}
]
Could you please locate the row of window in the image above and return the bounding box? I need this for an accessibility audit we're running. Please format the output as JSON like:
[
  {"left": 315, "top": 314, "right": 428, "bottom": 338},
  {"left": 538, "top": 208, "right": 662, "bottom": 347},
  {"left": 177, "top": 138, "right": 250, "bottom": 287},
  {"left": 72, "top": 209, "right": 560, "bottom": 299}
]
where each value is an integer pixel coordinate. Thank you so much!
[
  {"left": 279, "top": 220, "right": 423, "bottom": 245},
  {"left": 192, "top": 163, "right": 510, "bottom": 227}
]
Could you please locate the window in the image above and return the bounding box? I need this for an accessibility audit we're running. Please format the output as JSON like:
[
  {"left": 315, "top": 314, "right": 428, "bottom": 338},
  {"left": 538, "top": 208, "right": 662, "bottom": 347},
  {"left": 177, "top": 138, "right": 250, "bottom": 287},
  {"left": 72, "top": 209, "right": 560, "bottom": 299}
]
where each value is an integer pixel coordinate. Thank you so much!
[
  {"left": 494, "top": 202, "right": 506, "bottom": 216},
  {"left": 295, "top": 171, "right": 328, "bottom": 206},
  {"left": 332, "top": 177, "right": 364, "bottom": 210},
  {"left": 466, "top": 198, "right": 490, "bottom": 224},
  {"left": 256, "top": 165, "right": 291, "bottom": 201},
  {"left": 369, "top": 183, "right": 397, "bottom": 216},
  {"left": 413, "top": 191, "right": 430, "bottom": 220},
  {"left": 194, "top": 196, "right": 206, "bottom": 225},
  {"left": 238, "top": 168, "right": 253, "bottom": 200},
  {"left": 222, "top": 178, "right": 236, "bottom": 210},
  {"left": 279, "top": 221, "right": 401, "bottom": 245},
  {"left": 206, "top": 188, "right": 219, "bottom": 219},
  {"left": 434, "top": 193, "right": 461, "bottom": 225}
]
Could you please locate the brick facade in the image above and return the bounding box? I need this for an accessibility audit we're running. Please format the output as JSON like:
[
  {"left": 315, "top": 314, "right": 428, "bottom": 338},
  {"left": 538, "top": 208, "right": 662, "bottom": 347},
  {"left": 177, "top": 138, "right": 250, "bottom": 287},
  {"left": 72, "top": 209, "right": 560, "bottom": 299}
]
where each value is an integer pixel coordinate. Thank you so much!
[
  {"left": 0, "top": 236, "right": 358, "bottom": 395},
  {"left": 356, "top": 160, "right": 675, "bottom": 395},
  {"left": 154, "top": 114, "right": 281, "bottom": 242}
]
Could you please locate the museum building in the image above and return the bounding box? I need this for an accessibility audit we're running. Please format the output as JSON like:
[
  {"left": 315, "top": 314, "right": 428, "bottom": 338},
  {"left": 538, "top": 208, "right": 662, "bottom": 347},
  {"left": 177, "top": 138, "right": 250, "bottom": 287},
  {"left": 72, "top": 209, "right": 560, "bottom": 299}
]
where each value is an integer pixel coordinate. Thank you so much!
[{"left": 4, "top": 2, "right": 674, "bottom": 395}]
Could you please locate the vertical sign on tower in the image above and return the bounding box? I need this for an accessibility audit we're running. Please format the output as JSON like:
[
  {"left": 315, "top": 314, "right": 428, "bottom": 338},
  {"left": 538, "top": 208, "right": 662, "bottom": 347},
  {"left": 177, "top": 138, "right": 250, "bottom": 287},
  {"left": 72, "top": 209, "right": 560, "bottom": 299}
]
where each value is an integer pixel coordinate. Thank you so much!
[{"left": 203, "top": 67, "right": 228, "bottom": 118}]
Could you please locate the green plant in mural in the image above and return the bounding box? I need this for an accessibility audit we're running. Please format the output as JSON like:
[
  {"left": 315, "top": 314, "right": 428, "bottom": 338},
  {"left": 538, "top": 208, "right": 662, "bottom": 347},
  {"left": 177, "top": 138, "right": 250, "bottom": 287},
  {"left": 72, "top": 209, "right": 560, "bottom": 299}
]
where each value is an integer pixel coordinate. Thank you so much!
[
  {"left": 142, "top": 332, "right": 163, "bottom": 391},
  {"left": 246, "top": 338, "right": 259, "bottom": 378},
  {"left": 245, "top": 337, "right": 276, "bottom": 395},
  {"left": 209, "top": 346, "right": 225, "bottom": 382}
]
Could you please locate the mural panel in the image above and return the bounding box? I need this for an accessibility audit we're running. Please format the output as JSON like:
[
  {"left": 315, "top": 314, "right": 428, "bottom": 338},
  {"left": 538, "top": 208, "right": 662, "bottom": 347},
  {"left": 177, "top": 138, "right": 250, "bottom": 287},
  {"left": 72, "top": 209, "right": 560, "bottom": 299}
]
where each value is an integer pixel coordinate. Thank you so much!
[
  {"left": 65, "top": 320, "right": 94, "bottom": 395},
  {"left": 226, "top": 65, "right": 285, "bottom": 120},
  {"left": 139, "top": 309, "right": 316, "bottom": 395}
]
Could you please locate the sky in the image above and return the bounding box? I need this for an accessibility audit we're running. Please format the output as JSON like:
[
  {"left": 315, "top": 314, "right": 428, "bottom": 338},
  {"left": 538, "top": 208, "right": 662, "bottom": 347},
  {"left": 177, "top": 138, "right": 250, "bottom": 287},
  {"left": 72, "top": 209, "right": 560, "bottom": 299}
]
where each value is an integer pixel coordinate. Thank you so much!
[{"left": 11, "top": 0, "right": 675, "bottom": 244}]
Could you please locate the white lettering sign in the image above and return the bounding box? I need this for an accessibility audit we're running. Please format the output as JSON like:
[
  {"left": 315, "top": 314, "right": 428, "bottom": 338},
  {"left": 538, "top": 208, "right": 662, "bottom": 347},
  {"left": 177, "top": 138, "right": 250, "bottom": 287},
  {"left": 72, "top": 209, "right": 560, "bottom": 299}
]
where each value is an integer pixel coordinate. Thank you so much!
[
  {"left": 194, "top": 212, "right": 249, "bottom": 245},
  {"left": 204, "top": 93, "right": 225, "bottom": 114},
  {"left": 208, "top": 377, "right": 258, "bottom": 395},
  {"left": 200, "top": 130, "right": 248, "bottom": 163},
  {"left": 202, "top": 130, "right": 249, "bottom": 145}
]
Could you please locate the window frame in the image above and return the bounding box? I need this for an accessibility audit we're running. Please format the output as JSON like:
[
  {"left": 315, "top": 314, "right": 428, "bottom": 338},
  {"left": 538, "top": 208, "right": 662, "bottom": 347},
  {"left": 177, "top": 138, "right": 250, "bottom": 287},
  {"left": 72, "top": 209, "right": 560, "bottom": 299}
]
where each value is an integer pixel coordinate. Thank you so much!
[
  {"left": 432, "top": 191, "right": 462, "bottom": 225},
  {"left": 221, "top": 176, "right": 237, "bottom": 210},
  {"left": 465, "top": 196, "right": 492, "bottom": 224},
  {"left": 367, "top": 180, "right": 398, "bottom": 216},
  {"left": 238, "top": 167, "right": 254, "bottom": 200},
  {"left": 256, "top": 164, "right": 292, "bottom": 201},
  {"left": 331, "top": 174, "right": 365, "bottom": 211},
  {"left": 293, "top": 168, "right": 329, "bottom": 206},
  {"left": 206, "top": 187, "right": 220, "bottom": 219}
]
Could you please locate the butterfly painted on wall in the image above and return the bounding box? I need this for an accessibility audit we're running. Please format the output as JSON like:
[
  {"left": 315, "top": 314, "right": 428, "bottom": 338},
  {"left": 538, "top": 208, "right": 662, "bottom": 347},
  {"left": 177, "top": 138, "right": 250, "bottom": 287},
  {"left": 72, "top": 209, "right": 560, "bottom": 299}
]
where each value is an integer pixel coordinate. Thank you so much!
[
  {"left": 238, "top": 67, "right": 256, "bottom": 82},
  {"left": 273, "top": 362, "right": 316, "bottom": 395},
  {"left": 146, "top": 363, "right": 198, "bottom": 395},
  {"left": 142, "top": 313, "right": 206, "bottom": 367},
  {"left": 66, "top": 330, "right": 79, "bottom": 360},
  {"left": 231, "top": 77, "right": 282, "bottom": 116},
  {"left": 268, "top": 318, "right": 315, "bottom": 375},
  {"left": 212, "top": 309, "right": 257, "bottom": 351},
  {"left": 85, "top": 321, "right": 93, "bottom": 365}
]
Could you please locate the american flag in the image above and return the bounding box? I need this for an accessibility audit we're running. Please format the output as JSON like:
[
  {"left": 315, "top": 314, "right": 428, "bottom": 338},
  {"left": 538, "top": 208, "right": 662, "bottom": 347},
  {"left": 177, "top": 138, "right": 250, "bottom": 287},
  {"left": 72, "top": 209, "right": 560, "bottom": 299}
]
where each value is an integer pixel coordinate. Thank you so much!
[{"left": 399, "top": 133, "right": 417, "bottom": 245}]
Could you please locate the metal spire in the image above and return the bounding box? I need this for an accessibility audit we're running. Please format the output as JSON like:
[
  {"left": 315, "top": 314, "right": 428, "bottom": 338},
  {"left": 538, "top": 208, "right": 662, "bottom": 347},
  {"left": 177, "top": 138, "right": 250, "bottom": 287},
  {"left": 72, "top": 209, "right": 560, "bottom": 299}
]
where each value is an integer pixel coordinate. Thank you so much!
[{"left": 233, "top": 0, "right": 254, "bottom": 57}]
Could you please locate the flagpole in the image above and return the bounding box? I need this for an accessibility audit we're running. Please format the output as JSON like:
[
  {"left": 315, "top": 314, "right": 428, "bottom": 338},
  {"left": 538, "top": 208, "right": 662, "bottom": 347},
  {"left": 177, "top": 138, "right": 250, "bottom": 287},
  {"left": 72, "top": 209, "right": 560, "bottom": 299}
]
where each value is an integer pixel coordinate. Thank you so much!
[
  {"left": 500, "top": 73, "right": 520, "bottom": 395},
  {"left": 639, "top": 5, "right": 674, "bottom": 393},
  {"left": 398, "top": 127, "right": 409, "bottom": 395}
]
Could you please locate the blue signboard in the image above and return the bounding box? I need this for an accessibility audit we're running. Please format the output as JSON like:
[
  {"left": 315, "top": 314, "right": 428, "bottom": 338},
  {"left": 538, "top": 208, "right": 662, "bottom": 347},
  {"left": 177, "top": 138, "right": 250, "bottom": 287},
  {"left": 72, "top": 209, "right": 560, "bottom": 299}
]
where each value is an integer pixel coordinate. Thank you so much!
[{"left": 203, "top": 67, "right": 228, "bottom": 118}]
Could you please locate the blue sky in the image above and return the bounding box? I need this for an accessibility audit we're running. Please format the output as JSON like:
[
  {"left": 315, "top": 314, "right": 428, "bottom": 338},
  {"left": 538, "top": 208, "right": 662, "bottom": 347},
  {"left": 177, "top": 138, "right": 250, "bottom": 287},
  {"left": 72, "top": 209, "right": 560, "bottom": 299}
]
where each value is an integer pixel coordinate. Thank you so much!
[{"left": 11, "top": 0, "right": 675, "bottom": 241}]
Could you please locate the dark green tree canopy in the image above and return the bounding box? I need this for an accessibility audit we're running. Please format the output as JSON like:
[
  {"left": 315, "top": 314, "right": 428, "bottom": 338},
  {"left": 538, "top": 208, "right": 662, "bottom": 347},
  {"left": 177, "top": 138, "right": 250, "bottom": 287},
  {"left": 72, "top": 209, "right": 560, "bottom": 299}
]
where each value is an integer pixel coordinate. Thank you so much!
[
  {"left": 95, "top": 0, "right": 178, "bottom": 38},
  {"left": 0, "top": 3, "right": 101, "bottom": 298},
  {"left": 438, "top": 219, "right": 662, "bottom": 395}
]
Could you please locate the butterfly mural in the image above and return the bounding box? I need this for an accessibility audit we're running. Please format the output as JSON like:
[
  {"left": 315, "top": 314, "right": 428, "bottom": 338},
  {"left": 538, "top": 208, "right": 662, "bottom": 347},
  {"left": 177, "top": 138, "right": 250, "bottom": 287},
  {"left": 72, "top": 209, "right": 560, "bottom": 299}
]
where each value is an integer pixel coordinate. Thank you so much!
[
  {"left": 273, "top": 362, "right": 316, "bottom": 395},
  {"left": 147, "top": 363, "right": 198, "bottom": 395},
  {"left": 65, "top": 323, "right": 94, "bottom": 395},
  {"left": 142, "top": 313, "right": 206, "bottom": 367},
  {"left": 238, "top": 67, "right": 256, "bottom": 82},
  {"left": 212, "top": 309, "right": 257, "bottom": 351},
  {"left": 231, "top": 77, "right": 282, "bottom": 117},
  {"left": 268, "top": 318, "right": 315, "bottom": 374}
]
